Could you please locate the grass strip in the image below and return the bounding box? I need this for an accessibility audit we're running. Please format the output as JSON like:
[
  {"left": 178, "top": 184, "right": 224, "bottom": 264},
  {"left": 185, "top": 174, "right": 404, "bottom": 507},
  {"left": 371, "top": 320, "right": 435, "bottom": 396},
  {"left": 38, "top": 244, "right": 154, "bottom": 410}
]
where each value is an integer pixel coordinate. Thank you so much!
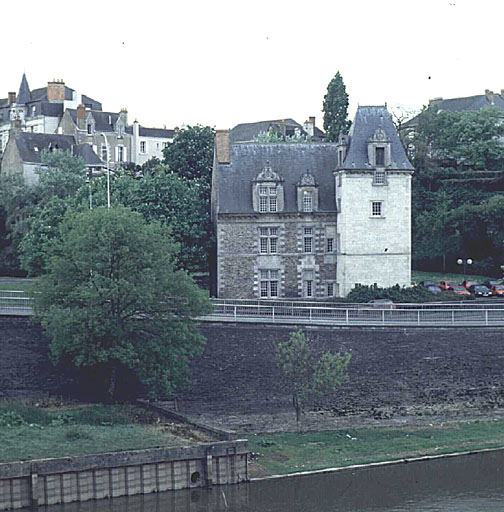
[{"left": 248, "top": 419, "right": 504, "bottom": 477}]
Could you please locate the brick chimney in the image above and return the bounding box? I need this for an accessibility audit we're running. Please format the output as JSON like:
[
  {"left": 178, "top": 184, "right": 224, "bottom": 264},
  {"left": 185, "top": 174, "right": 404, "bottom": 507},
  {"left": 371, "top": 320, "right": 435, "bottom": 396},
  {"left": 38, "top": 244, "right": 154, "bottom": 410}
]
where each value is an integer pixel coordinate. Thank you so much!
[
  {"left": 215, "top": 130, "right": 230, "bottom": 164},
  {"left": 485, "top": 89, "right": 495, "bottom": 105},
  {"left": 8, "top": 92, "right": 16, "bottom": 104},
  {"left": 76, "top": 104, "right": 86, "bottom": 130},
  {"left": 47, "top": 79, "right": 65, "bottom": 102}
]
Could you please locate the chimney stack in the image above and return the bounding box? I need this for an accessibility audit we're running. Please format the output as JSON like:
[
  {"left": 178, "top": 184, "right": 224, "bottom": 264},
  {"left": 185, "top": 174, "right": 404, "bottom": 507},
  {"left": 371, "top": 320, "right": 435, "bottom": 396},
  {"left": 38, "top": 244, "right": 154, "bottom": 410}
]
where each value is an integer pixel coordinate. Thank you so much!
[
  {"left": 8, "top": 92, "right": 16, "bottom": 104},
  {"left": 215, "top": 130, "right": 231, "bottom": 164},
  {"left": 429, "top": 97, "right": 443, "bottom": 106},
  {"left": 485, "top": 89, "right": 495, "bottom": 105},
  {"left": 303, "top": 117, "right": 316, "bottom": 137},
  {"left": 76, "top": 104, "right": 86, "bottom": 130},
  {"left": 47, "top": 79, "right": 66, "bottom": 102}
]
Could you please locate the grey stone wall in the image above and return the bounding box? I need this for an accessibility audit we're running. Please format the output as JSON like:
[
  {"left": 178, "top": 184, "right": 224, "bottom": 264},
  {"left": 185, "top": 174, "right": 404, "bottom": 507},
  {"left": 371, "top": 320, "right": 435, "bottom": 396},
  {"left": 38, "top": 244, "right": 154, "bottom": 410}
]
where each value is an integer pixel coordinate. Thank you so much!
[{"left": 217, "top": 213, "right": 337, "bottom": 298}]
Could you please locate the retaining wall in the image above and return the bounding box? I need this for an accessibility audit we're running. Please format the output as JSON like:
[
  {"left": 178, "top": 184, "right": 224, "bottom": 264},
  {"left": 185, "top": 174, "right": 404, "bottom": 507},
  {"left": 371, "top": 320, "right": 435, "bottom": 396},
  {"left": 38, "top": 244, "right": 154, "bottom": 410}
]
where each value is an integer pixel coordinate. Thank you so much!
[{"left": 0, "top": 440, "right": 248, "bottom": 510}]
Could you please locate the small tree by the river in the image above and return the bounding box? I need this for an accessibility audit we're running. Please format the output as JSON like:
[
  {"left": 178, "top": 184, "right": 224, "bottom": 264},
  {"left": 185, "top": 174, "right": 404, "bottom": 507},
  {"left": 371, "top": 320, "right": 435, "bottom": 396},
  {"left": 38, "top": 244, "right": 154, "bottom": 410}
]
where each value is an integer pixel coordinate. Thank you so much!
[{"left": 276, "top": 329, "right": 351, "bottom": 433}]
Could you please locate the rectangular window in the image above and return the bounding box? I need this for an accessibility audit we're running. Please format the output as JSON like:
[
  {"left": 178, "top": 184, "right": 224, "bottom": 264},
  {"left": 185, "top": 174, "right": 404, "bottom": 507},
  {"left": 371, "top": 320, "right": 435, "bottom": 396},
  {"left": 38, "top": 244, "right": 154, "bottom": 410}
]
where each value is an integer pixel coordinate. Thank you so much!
[
  {"left": 373, "top": 169, "right": 386, "bottom": 185},
  {"left": 375, "top": 147, "right": 385, "bottom": 166},
  {"left": 87, "top": 123, "right": 92, "bottom": 135},
  {"left": 117, "top": 146, "right": 124, "bottom": 162},
  {"left": 259, "top": 269, "right": 279, "bottom": 298},
  {"left": 303, "top": 227, "right": 313, "bottom": 253},
  {"left": 326, "top": 238, "right": 334, "bottom": 252},
  {"left": 101, "top": 144, "right": 108, "bottom": 161},
  {"left": 303, "top": 191, "right": 313, "bottom": 212},
  {"left": 140, "top": 141, "right": 147, "bottom": 153},
  {"left": 258, "top": 185, "right": 278, "bottom": 212},
  {"left": 259, "top": 227, "right": 278, "bottom": 254},
  {"left": 327, "top": 282, "right": 334, "bottom": 297},
  {"left": 372, "top": 201, "right": 383, "bottom": 217},
  {"left": 303, "top": 270, "right": 314, "bottom": 298}
]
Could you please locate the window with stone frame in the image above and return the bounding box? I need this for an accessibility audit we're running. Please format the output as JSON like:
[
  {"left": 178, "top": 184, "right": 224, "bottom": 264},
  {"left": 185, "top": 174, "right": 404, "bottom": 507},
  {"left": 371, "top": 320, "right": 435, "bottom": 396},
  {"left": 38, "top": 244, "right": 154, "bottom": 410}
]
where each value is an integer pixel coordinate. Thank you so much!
[
  {"left": 101, "top": 144, "right": 108, "bottom": 161},
  {"left": 87, "top": 123, "right": 93, "bottom": 135},
  {"left": 140, "top": 141, "right": 147, "bottom": 153},
  {"left": 371, "top": 201, "right": 383, "bottom": 217},
  {"left": 259, "top": 227, "right": 278, "bottom": 254},
  {"left": 373, "top": 169, "right": 386, "bottom": 186},
  {"left": 117, "top": 145, "right": 125, "bottom": 162},
  {"left": 259, "top": 269, "right": 279, "bottom": 298},
  {"left": 303, "top": 227, "right": 313, "bottom": 253},
  {"left": 327, "top": 282, "right": 335, "bottom": 297},
  {"left": 303, "top": 190, "right": 313, "bottom": 212},
  {"left": 259, "top": 186, "right": 278, "bottom": 213},
  {"left": 375, "top": 147, "right": 385, "bottom": 166},
  {"left": 303, "top": 269, "right": 315, "bottom": 298},
  {"left": 326, "top": 237, "right": 334, "bottom": 253}
]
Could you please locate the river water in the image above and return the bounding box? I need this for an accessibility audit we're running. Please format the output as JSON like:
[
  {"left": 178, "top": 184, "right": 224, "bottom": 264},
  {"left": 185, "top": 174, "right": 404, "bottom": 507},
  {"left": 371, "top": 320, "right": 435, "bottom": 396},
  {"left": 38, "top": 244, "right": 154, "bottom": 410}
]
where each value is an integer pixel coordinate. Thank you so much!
[{"left": 44, "top": 450, "right": 503, "bottom": 512}]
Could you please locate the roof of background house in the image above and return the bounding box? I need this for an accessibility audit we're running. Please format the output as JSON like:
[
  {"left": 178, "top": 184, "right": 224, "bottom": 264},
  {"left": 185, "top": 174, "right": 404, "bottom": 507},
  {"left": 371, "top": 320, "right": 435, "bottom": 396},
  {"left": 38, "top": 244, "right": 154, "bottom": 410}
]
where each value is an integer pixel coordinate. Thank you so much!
[
  {"left": 14, "top": 133, "right": 102, "bottom": 166},
  {"left": 124, "top": 126, "right": 175, "bottom": 138},
  {"left": 342, "top": 106, "right": 413, "bottom": 171},
  {"left": 17, "top": 74, "right": 31, "bottom": 104},
  {"left": 216, "top": 143, "right": 339, "bottom": 214},
  {"left": 230, "top": 118, "right": 324, "bottom": 143}
]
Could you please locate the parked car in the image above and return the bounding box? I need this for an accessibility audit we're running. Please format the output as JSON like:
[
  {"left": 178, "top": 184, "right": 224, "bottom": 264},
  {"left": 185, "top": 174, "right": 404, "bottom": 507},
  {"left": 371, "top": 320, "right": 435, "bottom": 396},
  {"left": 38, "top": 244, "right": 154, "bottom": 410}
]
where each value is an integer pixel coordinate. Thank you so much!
[
  {"left": 468, "top": 284, "right": 491, "bottom": 297},
  {"left": 490, "top": 284, "right": 504, "bottom": 297},
  {"left": 426, "top": 285, "right": 442, "bottom": 295},
  {"left": 439, "top": 280, "right": 457, "bottom": 291},
  {"left": 483, "top": 280, "right": 503, "bottom": 288},
  {"left": 367, "top": 299, "right": 396, "bottom": 309},
  {"left": 462, "top": 280, "right": 479, "bottom": 290},
  {"left": 450, "top": 285, "right": 471, "bottom": 296},
  {"left": 418, "top": 280, "right": 437, "bottom": 288}
]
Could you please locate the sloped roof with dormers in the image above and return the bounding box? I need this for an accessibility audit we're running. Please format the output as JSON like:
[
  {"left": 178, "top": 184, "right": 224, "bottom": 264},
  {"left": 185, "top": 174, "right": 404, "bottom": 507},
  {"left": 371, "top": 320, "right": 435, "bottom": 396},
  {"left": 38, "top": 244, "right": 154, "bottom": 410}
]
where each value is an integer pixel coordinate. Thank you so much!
[{"left": 216, "top": 143, "right": 338, "bottom": 214}]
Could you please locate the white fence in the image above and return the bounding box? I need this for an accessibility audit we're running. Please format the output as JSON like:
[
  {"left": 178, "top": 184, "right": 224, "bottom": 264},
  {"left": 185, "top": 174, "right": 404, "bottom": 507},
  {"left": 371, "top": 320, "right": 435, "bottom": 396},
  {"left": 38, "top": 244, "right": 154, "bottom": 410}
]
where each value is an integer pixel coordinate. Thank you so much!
[{"left": 1, "top": 293, "right": 504, "bottom": 326}]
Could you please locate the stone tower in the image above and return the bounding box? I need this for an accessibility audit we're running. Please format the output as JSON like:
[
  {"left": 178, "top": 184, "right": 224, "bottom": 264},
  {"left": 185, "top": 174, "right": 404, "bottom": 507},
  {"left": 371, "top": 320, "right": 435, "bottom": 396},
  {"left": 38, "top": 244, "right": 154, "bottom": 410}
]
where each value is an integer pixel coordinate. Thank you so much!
[{"left": 335, "top": 106, "right": 414, "bottom": 297}]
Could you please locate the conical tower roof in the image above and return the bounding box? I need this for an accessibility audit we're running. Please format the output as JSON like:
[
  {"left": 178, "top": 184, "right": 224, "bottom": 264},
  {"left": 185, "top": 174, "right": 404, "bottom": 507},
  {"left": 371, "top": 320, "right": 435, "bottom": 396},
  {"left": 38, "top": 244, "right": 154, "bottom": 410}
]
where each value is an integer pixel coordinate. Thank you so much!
[{"left": 16, "top": 73, "right": 31, "bottom": 104}]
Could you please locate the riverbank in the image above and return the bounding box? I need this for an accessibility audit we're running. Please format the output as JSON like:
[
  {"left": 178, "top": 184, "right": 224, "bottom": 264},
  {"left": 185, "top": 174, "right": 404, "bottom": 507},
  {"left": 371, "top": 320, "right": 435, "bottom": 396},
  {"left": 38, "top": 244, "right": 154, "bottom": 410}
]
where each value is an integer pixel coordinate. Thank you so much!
[
  {"left": 247, "top": 417, "right": 504, "bottom": 477},
  {"left": 0, "top": 402, "right": 214, "bottom": 463}
]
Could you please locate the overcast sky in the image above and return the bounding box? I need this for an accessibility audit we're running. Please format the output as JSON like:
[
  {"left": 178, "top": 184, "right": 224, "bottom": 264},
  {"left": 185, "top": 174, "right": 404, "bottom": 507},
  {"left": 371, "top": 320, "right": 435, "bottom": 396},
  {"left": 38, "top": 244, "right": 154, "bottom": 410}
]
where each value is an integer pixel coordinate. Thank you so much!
[{"left": 1, "top": 0, "right": 503, "bottom": 130}]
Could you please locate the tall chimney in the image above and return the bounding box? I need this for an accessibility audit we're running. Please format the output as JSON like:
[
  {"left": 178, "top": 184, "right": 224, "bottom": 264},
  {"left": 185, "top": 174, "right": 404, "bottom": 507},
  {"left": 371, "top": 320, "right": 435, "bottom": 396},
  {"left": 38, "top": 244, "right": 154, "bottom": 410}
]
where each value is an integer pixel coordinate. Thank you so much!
[
  {"left": 215, "top": 130, "right": 230, "bottom": 164},
  {"left": 76, "top": 104, "right": 86, "bottom": 130},
  {"left": 8, "top": 92, "right": 16, "bottom": 104},
  {"left": 47, "top": 79, "right": 66, "bottom": 102}
]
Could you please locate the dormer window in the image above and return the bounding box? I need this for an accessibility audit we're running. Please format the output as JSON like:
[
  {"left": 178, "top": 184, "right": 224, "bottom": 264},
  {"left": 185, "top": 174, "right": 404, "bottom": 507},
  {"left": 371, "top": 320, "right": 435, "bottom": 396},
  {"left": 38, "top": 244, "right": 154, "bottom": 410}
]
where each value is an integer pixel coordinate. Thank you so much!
[
  {"left": 253, "top": 162, "right": 284, "bottom": 213},
  {"left": 297, "top": 169, "right": 318, "bottom": 212},
  {"left": 375, "top": 147, "right": 385, "bottom": 166},
  {"left": 87, "top": 123, "right": 93, "bottom": 135},
  {"left": 259, "top": 186, "right": 278, "bottom": 212},
  {"left": 368, "top": 128, "right": 391, "bottom": 169},
  {"left": 303, "top": 191, "right": 313, "bottom": 212}
]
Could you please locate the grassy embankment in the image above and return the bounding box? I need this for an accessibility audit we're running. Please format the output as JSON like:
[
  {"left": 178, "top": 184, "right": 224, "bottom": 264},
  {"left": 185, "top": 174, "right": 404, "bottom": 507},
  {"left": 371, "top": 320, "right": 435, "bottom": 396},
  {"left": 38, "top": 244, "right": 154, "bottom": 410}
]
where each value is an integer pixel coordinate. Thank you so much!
[
  {"left": 0, "top": 402, "right": 212, "bottom": 463},
  {"left": 248, "top": 419, "right": 504, "bottom": 477}
]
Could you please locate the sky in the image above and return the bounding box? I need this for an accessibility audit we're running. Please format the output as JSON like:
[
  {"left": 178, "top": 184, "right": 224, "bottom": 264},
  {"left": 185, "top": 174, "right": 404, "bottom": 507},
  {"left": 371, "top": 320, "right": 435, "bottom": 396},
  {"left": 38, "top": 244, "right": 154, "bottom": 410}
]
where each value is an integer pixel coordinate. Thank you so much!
[{"left": 2, "top": 0, "right": 504, "bottom": 131}]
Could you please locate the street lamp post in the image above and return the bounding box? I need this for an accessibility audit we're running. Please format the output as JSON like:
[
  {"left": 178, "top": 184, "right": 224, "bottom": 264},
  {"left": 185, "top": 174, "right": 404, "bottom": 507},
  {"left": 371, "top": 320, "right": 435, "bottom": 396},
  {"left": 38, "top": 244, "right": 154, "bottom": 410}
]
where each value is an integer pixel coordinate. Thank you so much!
[
  {"left": 85, "top": 169, "right": 93, "bottom": 210},
  {"left": 101, "top": 133, "right": 111, "bottom": 208},
  {"left": 457, "top": 258, "right": 473, "bottom": 281}
]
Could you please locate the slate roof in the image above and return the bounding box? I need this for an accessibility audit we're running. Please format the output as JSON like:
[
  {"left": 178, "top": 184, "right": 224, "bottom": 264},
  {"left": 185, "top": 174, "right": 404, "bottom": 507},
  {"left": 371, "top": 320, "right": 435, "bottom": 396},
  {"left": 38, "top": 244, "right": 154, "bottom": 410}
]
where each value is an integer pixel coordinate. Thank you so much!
[
  {"left": 14, "top": 133, "right": 102, "bottom": 166},
  {"left": 89, "top": 111, "right": 120, "bottom": 131},
  {"left": 217, "top": 143, "right": 339, "bottom": 214},
  {"left": 17, "top": 74, "right": 31, "bottom": 104},
  {"left": 342, "top": 106, "right": 413, "bottom": 171},
  {"left": 230, "top": 118, "right": 309, "bottom": 143},
  {"left": 124, "top": 126, "right": 175, "bottom": 138}
]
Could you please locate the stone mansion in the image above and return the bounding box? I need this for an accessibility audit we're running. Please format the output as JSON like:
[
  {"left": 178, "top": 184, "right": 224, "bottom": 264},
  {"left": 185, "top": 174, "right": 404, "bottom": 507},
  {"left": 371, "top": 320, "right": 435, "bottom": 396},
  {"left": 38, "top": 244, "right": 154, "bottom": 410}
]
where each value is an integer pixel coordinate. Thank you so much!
[{"left": 211, "top": 106, "right": 413, "bottom": 298}]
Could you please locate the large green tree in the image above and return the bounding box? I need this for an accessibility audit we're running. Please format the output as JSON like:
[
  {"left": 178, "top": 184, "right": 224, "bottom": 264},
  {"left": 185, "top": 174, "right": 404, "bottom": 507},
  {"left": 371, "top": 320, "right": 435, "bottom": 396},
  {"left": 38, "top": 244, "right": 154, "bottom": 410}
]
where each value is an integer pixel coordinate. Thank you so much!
[
  {"left": 277, "top": 329, "right": 351, "bottom": 432},
  {"left": 34, "top": 206, "right": 211, "bottom": 400},
  {"left": 323, "top": 71, "right": 351, "bottom": 142}
]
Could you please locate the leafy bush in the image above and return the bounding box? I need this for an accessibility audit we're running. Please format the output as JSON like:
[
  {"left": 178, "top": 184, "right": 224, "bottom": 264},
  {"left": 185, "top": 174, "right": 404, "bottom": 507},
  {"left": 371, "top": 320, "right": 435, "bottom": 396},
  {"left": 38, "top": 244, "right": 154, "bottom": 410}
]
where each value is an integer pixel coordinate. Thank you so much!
[
  {"left": 0, "top": 402, "right": 52, "bottom": 425},
  {"left": 0, "top": 411, "right": 27, "bottom": 427},
  {"left": 346, "top": 284, "right": 472, "bottom": 303}
]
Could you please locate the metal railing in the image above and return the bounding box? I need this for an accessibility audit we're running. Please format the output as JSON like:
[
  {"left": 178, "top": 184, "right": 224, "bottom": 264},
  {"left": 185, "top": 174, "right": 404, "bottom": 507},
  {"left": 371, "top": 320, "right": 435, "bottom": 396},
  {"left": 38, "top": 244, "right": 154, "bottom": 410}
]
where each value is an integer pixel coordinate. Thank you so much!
[{"left": 1, "top": 293, "right": 504, "bottom": 326}]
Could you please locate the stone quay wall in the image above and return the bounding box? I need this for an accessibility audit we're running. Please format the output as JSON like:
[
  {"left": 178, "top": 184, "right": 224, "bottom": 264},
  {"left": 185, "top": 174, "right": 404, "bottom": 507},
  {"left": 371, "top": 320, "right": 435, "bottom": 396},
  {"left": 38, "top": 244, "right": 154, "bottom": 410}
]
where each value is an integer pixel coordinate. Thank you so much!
[{"left": 0, "top": 440, "right": 249, "bottom": 510}]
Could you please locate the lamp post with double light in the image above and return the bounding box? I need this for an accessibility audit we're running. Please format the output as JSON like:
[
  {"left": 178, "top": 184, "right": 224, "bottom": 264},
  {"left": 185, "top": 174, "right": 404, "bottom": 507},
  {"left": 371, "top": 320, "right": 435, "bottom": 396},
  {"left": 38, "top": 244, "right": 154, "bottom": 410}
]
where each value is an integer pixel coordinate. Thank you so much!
[{"left": 457, "top": 258, "right": 472, "bottom": 281}]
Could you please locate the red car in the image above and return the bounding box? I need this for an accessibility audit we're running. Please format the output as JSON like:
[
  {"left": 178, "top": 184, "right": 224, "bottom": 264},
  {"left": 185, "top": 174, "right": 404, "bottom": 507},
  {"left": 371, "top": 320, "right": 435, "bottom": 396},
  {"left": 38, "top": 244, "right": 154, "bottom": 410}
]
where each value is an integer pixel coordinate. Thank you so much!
[
  {"left": 450, "top": 285, "right": 470, "bottom": 296},
  {"left": 490, "top": 284, "right": 504, "bottom": 296},
  {"left": 461, "top": 280, "right": 479, "bottom": 290},
  {"left": 440, "top": 280, "right": 457, "bottom": 291}
]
